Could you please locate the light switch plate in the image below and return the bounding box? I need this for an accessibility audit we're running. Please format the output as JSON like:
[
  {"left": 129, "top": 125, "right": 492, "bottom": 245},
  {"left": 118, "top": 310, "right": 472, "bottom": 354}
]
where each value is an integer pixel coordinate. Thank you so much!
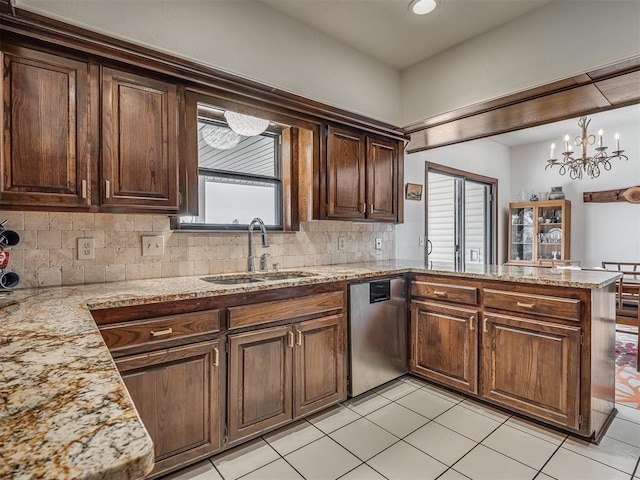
[
  {"left": 142, "top": 235, "right": 164, "bottom": 256},
  {"left": 338, "top": 237, "right": 347, "bottom": 250},
  {"left": 77, "top": 238, "right": 95, "bottom": 260},
  {"left": 374, "top": 237, "right": 382, "bottom": 250}
]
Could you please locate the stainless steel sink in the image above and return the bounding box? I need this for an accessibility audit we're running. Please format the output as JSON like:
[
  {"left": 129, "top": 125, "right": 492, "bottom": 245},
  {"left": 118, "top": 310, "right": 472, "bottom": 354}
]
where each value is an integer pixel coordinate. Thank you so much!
[{"left": 201, "top": 271, "right": 316, "bottom": 285}]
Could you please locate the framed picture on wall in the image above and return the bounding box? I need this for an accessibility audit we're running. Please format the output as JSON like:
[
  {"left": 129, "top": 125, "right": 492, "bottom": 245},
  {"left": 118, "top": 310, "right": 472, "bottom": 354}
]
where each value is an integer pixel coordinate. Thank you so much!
[{"left": 405, "top": 183, "right": 423, "bottom": 201}]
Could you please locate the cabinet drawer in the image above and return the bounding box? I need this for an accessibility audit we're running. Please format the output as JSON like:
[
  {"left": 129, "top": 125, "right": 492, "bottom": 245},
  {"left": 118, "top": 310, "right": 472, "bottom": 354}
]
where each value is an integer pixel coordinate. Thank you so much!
[
  {"left": 411, "top": 281, "right": 478, "bottom": 306},
  {"left": 483, "top": 289, "right": 580, "bottom": 321},
  {"left": 100, "top": 309, "right": 221, "bottom": 352},
  {"left": 228, "top": 291, "right": 343, "bottom": 329}
]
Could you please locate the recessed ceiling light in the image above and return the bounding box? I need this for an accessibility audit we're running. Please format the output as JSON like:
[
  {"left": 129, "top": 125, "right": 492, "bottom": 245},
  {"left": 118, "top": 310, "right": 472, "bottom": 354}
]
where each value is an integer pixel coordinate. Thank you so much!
[{"left": 410, "top": 0, "right": 437, "bottom": 15}]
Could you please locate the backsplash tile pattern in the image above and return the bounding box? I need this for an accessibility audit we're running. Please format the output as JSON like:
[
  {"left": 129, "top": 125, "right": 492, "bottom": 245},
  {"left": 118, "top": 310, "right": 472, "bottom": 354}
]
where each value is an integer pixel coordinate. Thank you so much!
[{"left": 1, "top": 211, "right": 395, "bottom": 288}]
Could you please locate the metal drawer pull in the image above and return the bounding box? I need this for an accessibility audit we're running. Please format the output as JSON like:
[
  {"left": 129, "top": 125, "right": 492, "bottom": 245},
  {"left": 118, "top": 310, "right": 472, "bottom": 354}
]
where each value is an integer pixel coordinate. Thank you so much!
[
  {"left": 213, "top": 347, "right": 219, "bottom": 367},
  {"left": 296, "top": 329, "right": 303, "bottom": 346},
  {"left": 150, "top": 328, "right": 173, "bottom": 337},
  {"left": 359, "top": 203, "right": 366, "bottom": 214},
  {"left": 288, "top": 331, "right": 294, "bottom": 348},
  {"left": 105, "top": 180, "right": 111, "bottom": 199},
  {"left": 516, "top": 302, "right": 535, "bottom": 309},
  {"left": 81, "top": 180, "right": 87, "bottom": 199},
  {"left": 469, "top": 316, "right": 475, "bottom": 331},
  {"left": 433, "top": 290, "right": 448, "bottom": 297},
  {"left": 483, "top": 318, "right": 488, "bottom": 333}
]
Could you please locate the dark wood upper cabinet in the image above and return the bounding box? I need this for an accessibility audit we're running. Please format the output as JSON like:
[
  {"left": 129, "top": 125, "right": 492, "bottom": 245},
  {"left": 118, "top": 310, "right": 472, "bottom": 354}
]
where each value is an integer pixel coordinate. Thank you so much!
[
  {"left": 324, "top": 125, "right": 401, "bottom": 222},
  {"left": 101, "top": 67, "right": 179, "bottom": 212},
  {"left": 366, "top": 135, "right": 398, "bottom": 221},
  {"left": 325, "top": 125, "right": 366, "bottom": 219},
  {"left": 0, "top": 45, "right": 92, "bottom": 208}
]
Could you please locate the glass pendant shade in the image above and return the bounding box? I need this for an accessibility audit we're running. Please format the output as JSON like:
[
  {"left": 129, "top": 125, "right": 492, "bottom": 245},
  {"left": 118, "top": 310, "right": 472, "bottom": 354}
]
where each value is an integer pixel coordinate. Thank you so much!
[
  {"left": 224, "top": 111, "right": 270, "bottom": 136},
  {"left": 201, "top": 124, "right": 241, "bottom": 150}
]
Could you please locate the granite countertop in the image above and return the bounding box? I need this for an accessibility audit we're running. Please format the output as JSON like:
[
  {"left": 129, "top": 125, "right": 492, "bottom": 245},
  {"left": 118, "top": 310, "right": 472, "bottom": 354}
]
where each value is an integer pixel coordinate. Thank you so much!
[{"left": 0, "top": 260, "right": 621, "bottom": 479}]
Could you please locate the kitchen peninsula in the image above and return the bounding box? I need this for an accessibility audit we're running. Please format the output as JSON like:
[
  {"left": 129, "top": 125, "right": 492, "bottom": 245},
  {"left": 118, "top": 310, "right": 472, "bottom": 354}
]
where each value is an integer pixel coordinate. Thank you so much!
[{"left": 0, "top": 261, "right": 621, "bottom": 479}]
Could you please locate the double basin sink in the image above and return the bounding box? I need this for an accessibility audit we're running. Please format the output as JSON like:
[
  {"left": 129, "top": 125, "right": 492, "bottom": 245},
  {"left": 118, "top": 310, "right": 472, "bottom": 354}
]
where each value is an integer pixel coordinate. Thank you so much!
[{"left": 201, "top": 271, "right": 318, "bottom": 285}]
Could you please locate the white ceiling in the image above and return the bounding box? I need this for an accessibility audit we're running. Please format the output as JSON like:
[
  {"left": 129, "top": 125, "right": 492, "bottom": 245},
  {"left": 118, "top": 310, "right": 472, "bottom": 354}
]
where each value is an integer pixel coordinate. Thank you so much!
[
  {"left": 490, "top": 104, "right": 640, "bottom": 148},
  {"left": 260, "top": 0, "right": 554, "bottom": 69}
]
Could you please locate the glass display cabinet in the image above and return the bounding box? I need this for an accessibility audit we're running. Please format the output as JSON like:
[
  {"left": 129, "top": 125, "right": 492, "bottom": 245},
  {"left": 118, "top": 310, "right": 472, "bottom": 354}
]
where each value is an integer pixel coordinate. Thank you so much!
[{"left": 507, "top": 200, "right": 571, "bottom": 265}]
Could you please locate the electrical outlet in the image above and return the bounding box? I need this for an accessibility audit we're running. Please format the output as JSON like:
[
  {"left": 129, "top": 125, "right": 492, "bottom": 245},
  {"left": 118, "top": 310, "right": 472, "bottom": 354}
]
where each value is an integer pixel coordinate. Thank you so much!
[
  {"left": 142, "top": 235, "right": 164, "bottom": 256},
  {"left": 338, "top": 236, "right": 347, "bottom": 250},
  {"left": 374, "top": 237, "right": 382, "bottom": 250},
  {"left": 418, "top": 236, "right": 425, "bottom": 247},
  {"left": 77, "top": 238, "right": 95, "bottom": 260}
]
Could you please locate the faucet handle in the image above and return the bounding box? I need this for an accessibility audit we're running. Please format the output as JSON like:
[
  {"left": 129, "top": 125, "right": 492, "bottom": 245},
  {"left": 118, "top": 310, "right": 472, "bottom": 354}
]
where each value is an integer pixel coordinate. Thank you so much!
[{"left": 259, "top": 253, "right": 271, "bottom": 272}]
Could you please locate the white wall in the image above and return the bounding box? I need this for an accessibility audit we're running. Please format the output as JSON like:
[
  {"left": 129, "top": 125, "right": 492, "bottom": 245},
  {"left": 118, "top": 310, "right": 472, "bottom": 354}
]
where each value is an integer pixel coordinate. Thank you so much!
[
  {"left": 401, "top": 1, "right": 640, "bottom": 125},
  {"left": 509, "top": 121, "right": 640, "bottom": 268},
  {"left": 396, "top": 139, "right": 511, "bottom": 262},
  {"left": 16, "top": 0, "right": 402, "bottom": 125}
]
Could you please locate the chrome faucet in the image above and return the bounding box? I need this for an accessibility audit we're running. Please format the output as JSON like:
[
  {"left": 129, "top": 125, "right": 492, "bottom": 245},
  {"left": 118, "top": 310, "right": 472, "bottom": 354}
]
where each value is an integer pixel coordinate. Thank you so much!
[{"left": 247, "top": 217, "right": 269, "bottom": 273}]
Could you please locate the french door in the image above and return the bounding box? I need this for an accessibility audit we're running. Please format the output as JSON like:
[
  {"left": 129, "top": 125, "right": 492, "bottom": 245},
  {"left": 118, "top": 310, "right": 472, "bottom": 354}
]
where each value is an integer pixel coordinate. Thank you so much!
[{"left": 426, "top": 164, "right": 497, "bottom": 270}]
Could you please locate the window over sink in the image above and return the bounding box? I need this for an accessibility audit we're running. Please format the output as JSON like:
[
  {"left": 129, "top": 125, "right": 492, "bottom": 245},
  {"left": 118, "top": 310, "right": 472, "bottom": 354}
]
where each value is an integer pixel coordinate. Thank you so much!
[{"left": 177, "top": 104, "right": 284, "bottom": 230}]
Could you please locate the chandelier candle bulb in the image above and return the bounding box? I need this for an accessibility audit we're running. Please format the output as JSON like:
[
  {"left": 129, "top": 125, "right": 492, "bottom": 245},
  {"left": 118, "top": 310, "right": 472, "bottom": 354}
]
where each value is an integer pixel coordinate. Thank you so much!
[
  {"left": 615, "top": 133, "right": 620, "bottom": 151},
  {"left": 598, "top": 129, "right": 603, "bottom": 147},
  {"left": 550, "top": 143, "right": 555, "bottom": 159},
  {"left": 564, "top": 135, "right": 570, "bottom": 152}
]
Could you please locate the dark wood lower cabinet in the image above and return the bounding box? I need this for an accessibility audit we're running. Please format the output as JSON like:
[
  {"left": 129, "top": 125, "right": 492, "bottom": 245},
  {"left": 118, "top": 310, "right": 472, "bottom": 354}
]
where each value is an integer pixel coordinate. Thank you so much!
[
  {"left": 228, "top": 314, "right": 347, "bottom": 444},
  {"left": 410, "top": 300, "right": 478, "bottom": 394},
  {"left": 294, "top": 314, "right": 346, "bottom": 418},
  {"left": 481, "top": 313, "right": 582, "bottom": 430},
  {"left": 227, "top": 325, "right": 293, "bottom": 443},
  {"left": 115, "top": 339, "right": 224, "bottom": 477}
]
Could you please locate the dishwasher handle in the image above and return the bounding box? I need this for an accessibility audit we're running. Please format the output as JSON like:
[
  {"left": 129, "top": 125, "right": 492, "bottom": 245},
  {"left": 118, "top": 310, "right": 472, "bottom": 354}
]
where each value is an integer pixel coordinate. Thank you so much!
[{"left": 369, "top": 279, "right": 391, "bottom": 303}]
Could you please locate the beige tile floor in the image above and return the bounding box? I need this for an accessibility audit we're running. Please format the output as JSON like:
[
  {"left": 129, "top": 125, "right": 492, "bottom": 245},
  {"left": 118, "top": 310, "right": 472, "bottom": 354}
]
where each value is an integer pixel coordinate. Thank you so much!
[{"left": 160, "top": 376, "right": 640, "bottom": 480}]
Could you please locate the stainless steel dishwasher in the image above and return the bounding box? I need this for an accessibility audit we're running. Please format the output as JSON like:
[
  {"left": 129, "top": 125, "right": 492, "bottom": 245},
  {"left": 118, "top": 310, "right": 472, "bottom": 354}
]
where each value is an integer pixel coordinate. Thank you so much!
[{"left": 348, "top": 277, "right": 408, "bottom": 397}]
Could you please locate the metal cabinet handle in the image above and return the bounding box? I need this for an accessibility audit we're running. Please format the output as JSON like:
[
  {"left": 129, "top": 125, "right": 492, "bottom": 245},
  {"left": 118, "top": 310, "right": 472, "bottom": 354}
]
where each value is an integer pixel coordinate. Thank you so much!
[
  {"left": 433, "top": 290, "right": 448, "bottom": 297},
  {"left": 213, "top": 347, "right": 219, "bottom": 367},
  {"left": 150, "top": 327, "right": 173, "bottom": 338},
  {"left": 369, "top": 203, "right": 374, "bottom": 214},
  {"left": 359, "top": 203, "right": 366, "bottom": 214},
  {"left": 483, "top": 318, "right": 488, "bottom": 333},
  {"left": 105, "top": 180, "right": 111, "bottom": 199},
  {"left": 288, "top": 331, "right": 294, "bottom": 348},
  {"left": 81, "top": 179, "right": 87, "bottom": 199},
  {"left": 469, "top": 316, "right": 475, "bottom": 331},
  {"left": 296, "top": 329, "right": 303, "bottom": 346},
  {"left": 517, "top": 302, "right": 535, "bottom": 309}
]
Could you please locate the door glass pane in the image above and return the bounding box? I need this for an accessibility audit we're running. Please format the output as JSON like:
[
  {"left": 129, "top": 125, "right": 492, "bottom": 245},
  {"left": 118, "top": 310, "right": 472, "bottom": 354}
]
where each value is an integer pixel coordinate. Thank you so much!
[
  {"left": 427, "top": 172, "right": 456, "bottom": 266},
  {"left": 510, "top": 207, "right": 534, "bottom": 262},
  {"left": 464, "top": 181, "right": 487, "bottom": 267}
]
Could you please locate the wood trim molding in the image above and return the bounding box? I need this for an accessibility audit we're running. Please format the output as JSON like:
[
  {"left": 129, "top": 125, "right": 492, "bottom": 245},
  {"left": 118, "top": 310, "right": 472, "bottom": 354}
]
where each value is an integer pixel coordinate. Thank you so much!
[
  {"left": 407, "top": 56, "right": 640, "bottom": 153},
  {"left": 0, "top": 3, "right": 408, "bottom": 141}
]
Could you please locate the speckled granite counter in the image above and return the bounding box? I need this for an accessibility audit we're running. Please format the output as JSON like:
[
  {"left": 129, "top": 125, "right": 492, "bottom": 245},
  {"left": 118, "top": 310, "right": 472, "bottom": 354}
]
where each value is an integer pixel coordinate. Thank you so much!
[{"left": 0, "top": 260, "right": 621, "bottom": 479}]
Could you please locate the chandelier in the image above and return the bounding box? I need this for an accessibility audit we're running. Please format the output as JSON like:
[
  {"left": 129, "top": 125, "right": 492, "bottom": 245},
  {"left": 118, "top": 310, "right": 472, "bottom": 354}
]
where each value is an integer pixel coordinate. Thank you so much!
[{"left": 545, "top": 116, "right": 628, "bottom": 180}]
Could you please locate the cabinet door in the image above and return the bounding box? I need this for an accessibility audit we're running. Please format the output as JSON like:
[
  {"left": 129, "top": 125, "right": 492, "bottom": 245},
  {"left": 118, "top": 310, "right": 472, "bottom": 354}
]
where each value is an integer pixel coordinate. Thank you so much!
[
  {"left": 228, "top": 325, "right": 293, "bottom": 443},
  {"left": 325, "top": 125, "right": 366, "bottom": 219},
  {"left": 293, "top": 314, "right": 346, "bottom": 418},
  {"left": 366, "top": 136, "right": 398, "bottom": 221},
  {"left": 1, "top": 46, "right": 91, "bottom": 208},
  {"left": 410, "top": 300, "right": 478, "bottom": 394},
  {"left": 116, "top": 339, "right": 223, "bottom": 476},
  {"left": 481, "top": 313, "right": 581, "bottom": 430},
  {"left": 101, "top": 67, "right": 178, "bottom": 212}
]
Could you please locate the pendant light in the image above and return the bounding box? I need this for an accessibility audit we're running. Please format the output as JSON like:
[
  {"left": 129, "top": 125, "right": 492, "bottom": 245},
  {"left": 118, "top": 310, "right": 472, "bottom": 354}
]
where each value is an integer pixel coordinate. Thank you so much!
[{"left": 224, "top": 111, "right": 270, "bottom": 137}]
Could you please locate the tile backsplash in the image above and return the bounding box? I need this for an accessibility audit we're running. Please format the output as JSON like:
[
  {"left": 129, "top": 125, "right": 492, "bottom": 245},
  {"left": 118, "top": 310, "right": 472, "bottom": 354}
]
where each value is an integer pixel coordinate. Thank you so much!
[{"left": 1, "top": 211, "right": 395, "bottom": 288}]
